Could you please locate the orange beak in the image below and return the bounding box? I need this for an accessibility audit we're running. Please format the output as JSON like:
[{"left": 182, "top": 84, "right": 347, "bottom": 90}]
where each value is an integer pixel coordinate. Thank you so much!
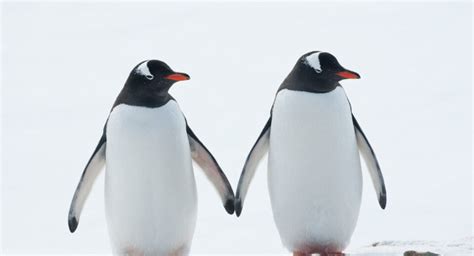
[
  {"left": 336, "top": 70, "right": 360, "bottom": 79},
  {"left": 165, "top": 72, "right": 190, "bottom": 81}
]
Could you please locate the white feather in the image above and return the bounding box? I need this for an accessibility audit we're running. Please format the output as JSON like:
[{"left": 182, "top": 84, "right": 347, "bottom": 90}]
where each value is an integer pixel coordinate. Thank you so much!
[
  {"left": 69, "top": 142, "right": 106, "bottom": 224},
  {"left": 305, "top": 52, "right": 323, "bottom": 73},
  {"left": 237, "top": 124, "right": 270, "bottom": 205},
  {"left": 355, "top": 124, "right": 385, "bottom": 206},
  {"left": 135, "top": 60, "right": 154, "bottom": 79},
  {"left": 268, "top": 87, "right": 362, "bottom": 253},
  {"left": 188, "top": 136, "right": 230, "bottom": 205},
  {"left": 105, "top": 101, "right": 197, "bottom": 255}
]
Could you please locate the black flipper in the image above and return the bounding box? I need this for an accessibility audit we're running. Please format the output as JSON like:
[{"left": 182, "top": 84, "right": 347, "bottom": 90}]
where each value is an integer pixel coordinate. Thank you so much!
[
  {"left": 68, "top": 132, "right": 106, "bottom": 232},
  {"left": 187, "top": 123, "right": 235, "bottom": 214},
  {"left": 235, "top": 117, "right": 271, "bottom": 217},
  {"left": 353, "top": 114, "right": 387, "bottom": 209}
]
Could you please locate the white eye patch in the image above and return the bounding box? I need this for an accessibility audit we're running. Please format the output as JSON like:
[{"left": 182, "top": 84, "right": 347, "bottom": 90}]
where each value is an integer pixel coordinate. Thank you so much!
[
  {"left": 136, "top": 61, "right": 154, "bottom": 80},
  {"left": 305, "top": 52, "right": 323, "bottom": 73}
]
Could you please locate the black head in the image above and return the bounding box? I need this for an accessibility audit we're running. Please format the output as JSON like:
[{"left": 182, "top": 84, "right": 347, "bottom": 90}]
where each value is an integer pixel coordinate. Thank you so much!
[
  {"left": 127, "top": 59, "right": 190, "bottom": 90},
  {"left": 279, "top": 51, "right": 360, "bottom": 93},
  {"left": 114, "top": 60, "right": 190, "bottom": 108}
]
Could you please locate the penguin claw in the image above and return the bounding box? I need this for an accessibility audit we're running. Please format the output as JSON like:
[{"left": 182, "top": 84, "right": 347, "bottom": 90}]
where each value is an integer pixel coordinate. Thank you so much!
[
  {"left": 224, "top": 198, "right": 235, "bottom": 214},
  {"left": 234, "top": 198, "right": 242, "bottom": 217},
  {"left": 68, "top": 216, "right": 78, "bottom": 233},
  {"left": 379, "top": 193, "right": 387, "bottom": 209}
]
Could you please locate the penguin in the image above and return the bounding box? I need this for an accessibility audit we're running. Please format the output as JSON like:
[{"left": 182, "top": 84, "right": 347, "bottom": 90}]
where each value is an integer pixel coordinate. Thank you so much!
[
  {"left": 234, "top": 51, "right": 386, "bottom": 256},
  {"left": 68, "top": 60, "right": 235, "bottom": 256}
]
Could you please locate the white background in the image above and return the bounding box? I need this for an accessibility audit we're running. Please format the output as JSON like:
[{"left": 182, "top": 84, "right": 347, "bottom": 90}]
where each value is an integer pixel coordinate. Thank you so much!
[{"left": 2, "top": 1, "right": 472, "bottom": 254}]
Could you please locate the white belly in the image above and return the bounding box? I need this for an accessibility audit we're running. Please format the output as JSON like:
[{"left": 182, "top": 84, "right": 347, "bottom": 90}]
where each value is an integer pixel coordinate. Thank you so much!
[
  {"left": 105, "top": 101, "right": 197, "bottom": 255},
  {"left": 268, "top": 87, "right": 362, "bottom": 253}
]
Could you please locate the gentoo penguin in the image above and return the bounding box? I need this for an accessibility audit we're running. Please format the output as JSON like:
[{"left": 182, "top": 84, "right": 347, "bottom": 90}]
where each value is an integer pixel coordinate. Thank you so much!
[
  {"left": 68, "top": 60, "right": 235, "bottom": 256},
  {"left": 235, "top": 51, "right": 386, "bottom": 255}
]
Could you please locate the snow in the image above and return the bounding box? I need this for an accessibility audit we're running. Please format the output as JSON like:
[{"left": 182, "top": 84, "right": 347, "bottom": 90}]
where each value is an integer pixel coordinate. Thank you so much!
[
  {"left": 350, "top": 237, "right": 473, "bottom": 256},
  {"left": 1, "top": 1, "right": 472, "bottom": 255}
]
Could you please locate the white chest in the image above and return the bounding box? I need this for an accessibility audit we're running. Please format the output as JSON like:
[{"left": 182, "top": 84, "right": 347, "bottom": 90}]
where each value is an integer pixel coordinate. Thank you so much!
[
  {"left": 268, "top": 87, "right": 362, "bottom": 252},
  {"left": 269, "top": 87, "right": 359, "bottom": 168},
  {"left": 104, "top": 101, "right": 197, "bottom": 254},
  {"left": 105, "top": 101, "right": 192, "bottom": 174}
]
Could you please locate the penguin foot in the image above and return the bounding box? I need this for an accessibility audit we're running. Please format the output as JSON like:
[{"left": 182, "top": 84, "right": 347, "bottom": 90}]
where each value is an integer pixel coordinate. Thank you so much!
[
  {"left": 293, "top": 249, "right": 345, "bottom": 256},
  {"left": 123, "top": 246, "right": 144, "bottom": 256},
  {"left": 321, "top": 252, "right": 345, "bottom": 256},
  {"left": 293, "top": 252, "right": 311, "bottom": 256}
]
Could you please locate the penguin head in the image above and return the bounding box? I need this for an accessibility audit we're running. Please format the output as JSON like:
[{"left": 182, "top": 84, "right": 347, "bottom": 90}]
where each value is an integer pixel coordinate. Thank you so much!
[
  {"left": 127, "top": 59, "right": 190, "bottom": 92},
  {"left": 286, "top": 51, "right": 360, "bottom": 93}
]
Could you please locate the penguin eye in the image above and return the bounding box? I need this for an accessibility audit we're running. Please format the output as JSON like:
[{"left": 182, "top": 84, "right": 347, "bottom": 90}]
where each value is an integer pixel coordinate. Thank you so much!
[{"left": 145, "top": 74, "right": 154, "bottom": 80}]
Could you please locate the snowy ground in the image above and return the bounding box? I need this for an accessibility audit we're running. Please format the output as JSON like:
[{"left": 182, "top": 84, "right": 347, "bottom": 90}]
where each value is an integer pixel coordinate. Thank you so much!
[
  {"left": 350, "top": 237, "right": 473, "bottom": 256},
  {"left": 1, "top": 1, "right": 472, "bottom": 255}
]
